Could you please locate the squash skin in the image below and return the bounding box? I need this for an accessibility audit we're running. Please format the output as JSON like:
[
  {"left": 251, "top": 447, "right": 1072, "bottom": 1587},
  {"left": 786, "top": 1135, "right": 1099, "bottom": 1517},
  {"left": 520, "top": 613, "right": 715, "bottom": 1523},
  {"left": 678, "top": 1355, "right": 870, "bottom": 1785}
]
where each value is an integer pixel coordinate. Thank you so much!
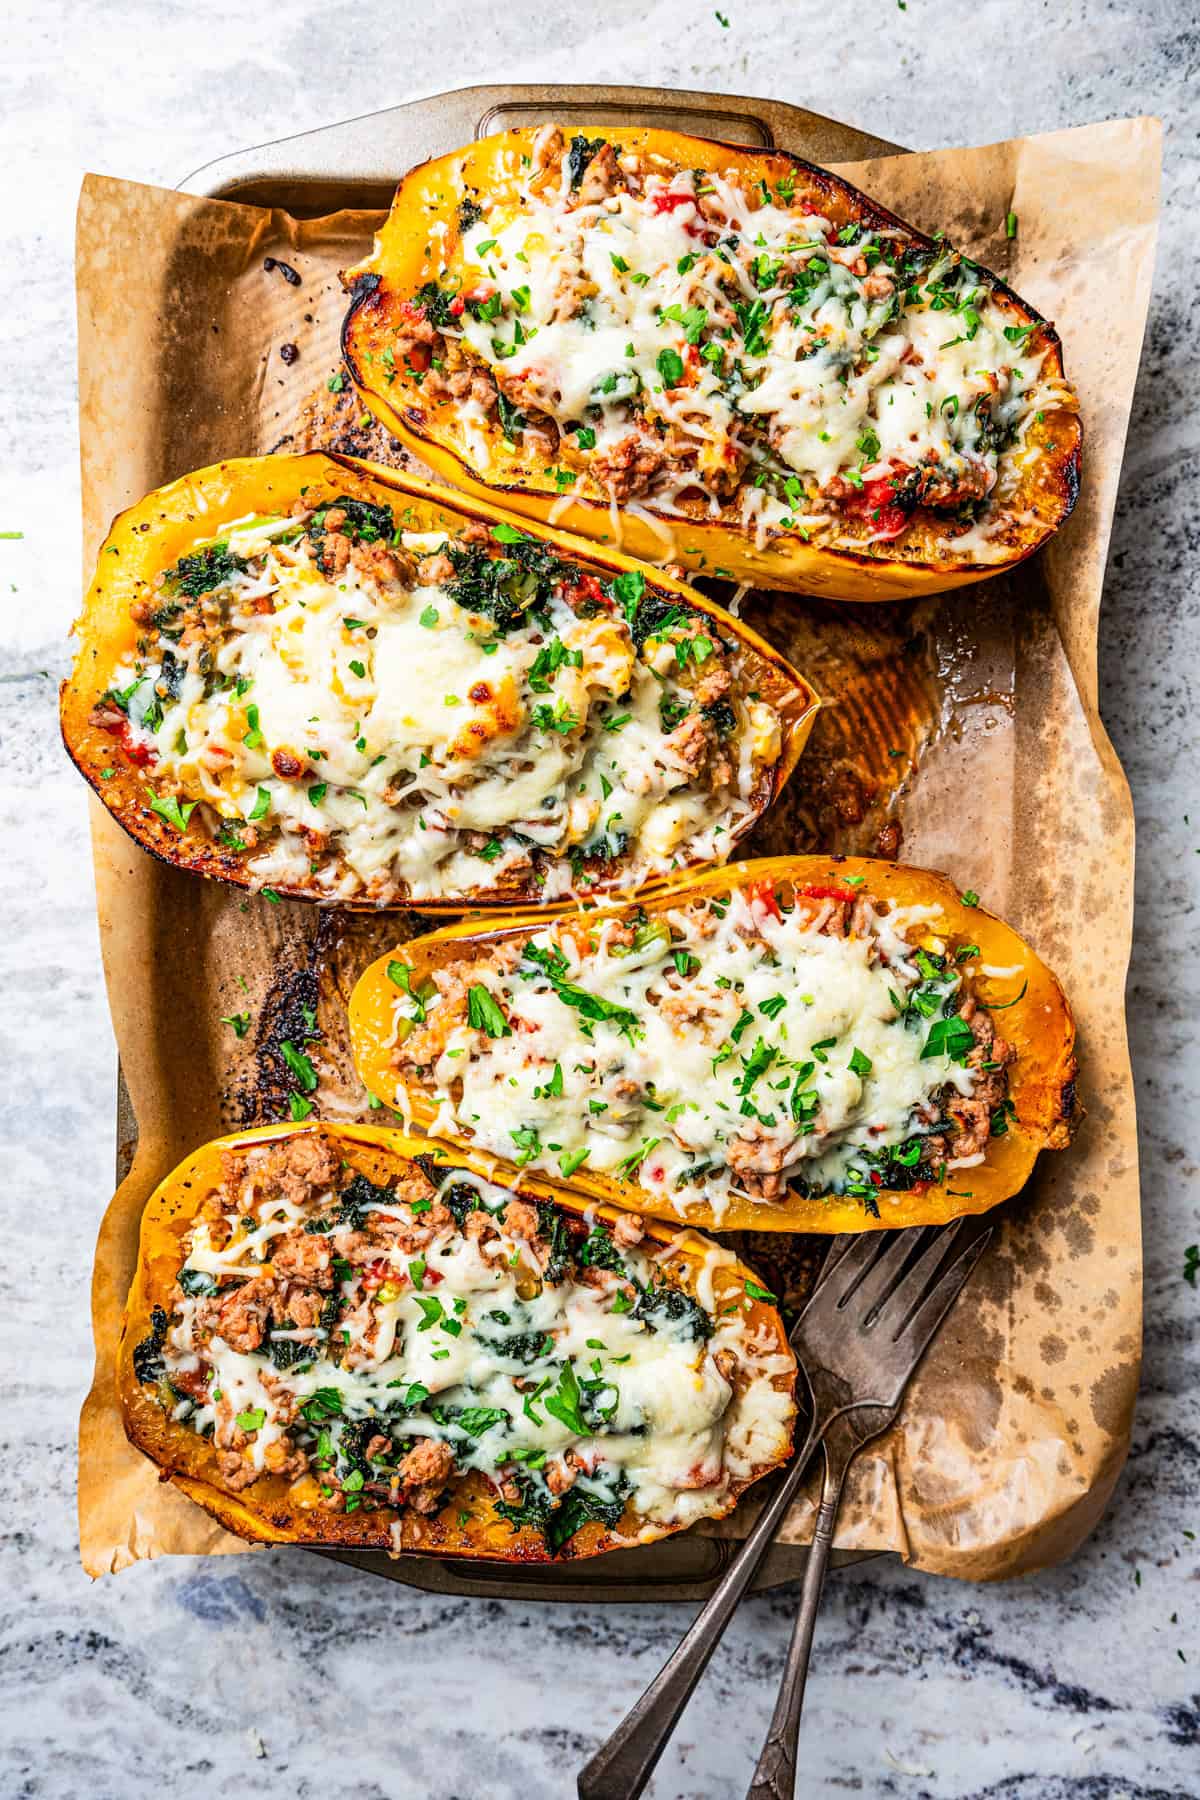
[
  {"left": 342, "top": 127, "right": 1082, "bottom": 601},
  {"left": 118, "top": 1121, "right": 797, "bottom": 1558},
  {"left": 349, "top": 857, "right": 1079, "bottom": 1233},
  {"left": 61, "top": 451, "right": 817, "bottom": 910}
]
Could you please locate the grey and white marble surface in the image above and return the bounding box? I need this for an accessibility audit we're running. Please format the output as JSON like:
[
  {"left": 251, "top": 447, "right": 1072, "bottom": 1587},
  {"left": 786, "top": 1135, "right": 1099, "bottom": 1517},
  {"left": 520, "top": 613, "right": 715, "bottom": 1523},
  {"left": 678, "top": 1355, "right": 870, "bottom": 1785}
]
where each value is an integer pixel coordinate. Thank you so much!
[{"left": 2, "top": 2, "right": 1197, "bottom": 1794}]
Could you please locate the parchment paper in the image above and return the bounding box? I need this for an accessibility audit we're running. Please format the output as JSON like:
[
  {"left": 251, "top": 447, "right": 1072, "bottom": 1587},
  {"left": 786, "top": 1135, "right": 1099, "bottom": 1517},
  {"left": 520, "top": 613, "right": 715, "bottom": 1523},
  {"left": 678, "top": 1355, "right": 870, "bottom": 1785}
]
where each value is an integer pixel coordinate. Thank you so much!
[{"left": 76, "top": 115, "right": 1160, "bottom": 1582}]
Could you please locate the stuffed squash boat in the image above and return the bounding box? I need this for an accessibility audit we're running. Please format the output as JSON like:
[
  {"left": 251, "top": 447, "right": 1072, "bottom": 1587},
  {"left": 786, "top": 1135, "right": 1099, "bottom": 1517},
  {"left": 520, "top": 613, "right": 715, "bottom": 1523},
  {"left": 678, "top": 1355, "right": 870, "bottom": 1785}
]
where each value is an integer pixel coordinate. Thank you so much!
[
  {"left": 343, "top": 126, "right": 1081, "bottom": 599},
  {"left": 120, "top": 1123, "right": 796, "bottom": 1558},
  {"left": 62, "top": 452, "right": 816, "bottom": 908},
  {"left": 350, "top": 858, "right": 1078, "bottom": 1232}
]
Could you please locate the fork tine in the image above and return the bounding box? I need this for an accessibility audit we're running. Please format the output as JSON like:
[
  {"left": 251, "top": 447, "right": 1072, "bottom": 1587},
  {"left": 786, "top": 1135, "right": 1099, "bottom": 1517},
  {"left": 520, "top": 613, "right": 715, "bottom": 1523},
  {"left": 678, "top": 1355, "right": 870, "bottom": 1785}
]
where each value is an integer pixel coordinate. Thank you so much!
[
  {"left": 801, "top": 1232, "right": 889, "bottom": 1317},
  {"left": 889, "top": 1226, "right": 993, "bottom": 1359},
  {"left": 867, "top": 1217, "right": 967, "bottom": 1333},
  {"left": 837, "top": 1226, "right": 930, "bottom": 1321}
]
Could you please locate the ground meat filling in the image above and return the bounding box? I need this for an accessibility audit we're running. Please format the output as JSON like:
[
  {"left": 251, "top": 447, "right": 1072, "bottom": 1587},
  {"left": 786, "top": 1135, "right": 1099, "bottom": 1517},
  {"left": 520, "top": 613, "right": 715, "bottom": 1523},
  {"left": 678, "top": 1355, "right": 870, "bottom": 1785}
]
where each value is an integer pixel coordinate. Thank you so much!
[
  {"left": 374, "top": 131, "right": 1075, "bottom": 559},
  {"left": 132, "top": 1135, "right": 775, "bottom": 1548},
  {"left": 93, "top": 497, "right": 787, "bottom": 904},
  {"left": 388, "top": 881, "right": 1018, "bottom": 1220}
]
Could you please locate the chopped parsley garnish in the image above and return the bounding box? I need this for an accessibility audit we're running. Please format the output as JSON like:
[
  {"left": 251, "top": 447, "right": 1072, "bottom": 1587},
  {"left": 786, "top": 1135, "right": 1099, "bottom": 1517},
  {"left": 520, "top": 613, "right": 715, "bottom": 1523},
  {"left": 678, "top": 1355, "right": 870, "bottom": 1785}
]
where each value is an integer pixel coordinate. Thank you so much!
[
  {"left": 467, "top": 984, "right": 511, "bottom": 1038},
  {"left": 148, "top": 792, "right": 196, "bottom": 833}
]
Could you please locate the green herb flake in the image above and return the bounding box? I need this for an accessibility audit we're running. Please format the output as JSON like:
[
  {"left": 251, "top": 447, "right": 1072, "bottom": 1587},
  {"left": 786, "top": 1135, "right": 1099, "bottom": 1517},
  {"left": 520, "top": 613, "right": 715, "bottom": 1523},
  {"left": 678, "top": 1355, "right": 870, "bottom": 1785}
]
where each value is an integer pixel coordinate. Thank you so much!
[
  {"left": 467, "top": 984, "right": 511, "bottom": 1038},
  {"left": 743, "top": 1279, "right": 776, "bottom": 1303},
  {"left": 148, "top": 792, "right": 196, "bottom": 834},
  {"left": 280, "top": 1039, "right": 318, "bottom": 1092}
]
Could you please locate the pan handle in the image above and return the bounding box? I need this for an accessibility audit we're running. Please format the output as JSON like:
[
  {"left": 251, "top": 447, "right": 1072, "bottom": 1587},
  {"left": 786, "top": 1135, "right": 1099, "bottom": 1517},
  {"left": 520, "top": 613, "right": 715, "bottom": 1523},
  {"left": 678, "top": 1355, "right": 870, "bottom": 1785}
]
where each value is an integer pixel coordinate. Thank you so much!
[{"left": 475, "top": 94, "right": 775, "bottom": 147}]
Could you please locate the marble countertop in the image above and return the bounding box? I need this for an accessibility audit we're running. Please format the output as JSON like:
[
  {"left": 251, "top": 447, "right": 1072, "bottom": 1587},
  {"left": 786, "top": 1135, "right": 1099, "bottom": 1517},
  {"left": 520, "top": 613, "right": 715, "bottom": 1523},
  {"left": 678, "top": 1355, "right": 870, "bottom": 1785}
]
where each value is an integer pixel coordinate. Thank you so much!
[{"left": 3, "top": 1, "right": 1196, "bottom": 1793}]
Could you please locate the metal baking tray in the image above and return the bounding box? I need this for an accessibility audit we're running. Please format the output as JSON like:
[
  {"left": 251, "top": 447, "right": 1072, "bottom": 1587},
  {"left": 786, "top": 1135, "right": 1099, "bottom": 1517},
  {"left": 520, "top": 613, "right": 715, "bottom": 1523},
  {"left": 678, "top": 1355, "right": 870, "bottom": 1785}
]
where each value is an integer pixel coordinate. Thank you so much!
[{"left": 101, "top": 82, "right": 909, "bottom": 1603}]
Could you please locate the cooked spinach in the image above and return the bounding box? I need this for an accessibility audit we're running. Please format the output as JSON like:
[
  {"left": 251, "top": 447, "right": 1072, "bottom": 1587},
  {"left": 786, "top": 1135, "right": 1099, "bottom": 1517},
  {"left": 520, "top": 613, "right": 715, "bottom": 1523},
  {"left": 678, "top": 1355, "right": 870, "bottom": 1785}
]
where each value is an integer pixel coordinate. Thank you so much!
[
  {"left": 307, "top": 495, "right": 394, "bottom": 547},
  {"left": 132, "top": 1305, "right": 170, "bottom": 1384},
  {"left": 157, "top": 647, "right": 185, "bottom": 699},
  {"left": 536, "top": 1201, "right": 576, "bottom": 1283},
  {"left": 441, "top": 1179, "right": 491, "bottom": 1226},
  {"left": 335, "top": 1416, "right": 385, "bottom": 1480},
  {"left": 496, "top": 392, "right": 526, "bottom": 440},
  {"left": 544, "top": 1473, "right": 631, "bottom": 1553},
  {"left": 176, "top": 1268, "right": 219, "bottom": 1298},
  {"left": 267, "top": 1332, "right": 312, "bottom": 1371},
  {"left": 474, "top": 1325, "right": 554, "bottom": 1366},
  {"left": 445, "top": 538, "right": 567, "bottom": 633},
  {"left": 701, "top": 698, "right": 737, "bottom": 737},
  {"left": 164, "top": 543, "right": 248, "bottom": 599},
  {"left": 335, "top": 1172, "right": 396, "bottom": 1230},
  {"left": 566, "top": 134, "right": 607, "bottom": 189},
  {"left": 493, "top": 1467, "right": 555, "bottom": 1533},
  {"left": 414, "top": 280, "right": 462, "bottom": 330},
  {"left": 625, "top": 586, "right": 693, "bottom": 651},
  {"left": 633, "top": 1281, "right": 713, "bottom": 1343},
  {"left": 576, "top": 1224, "right": 628, "bottom": 1276}
]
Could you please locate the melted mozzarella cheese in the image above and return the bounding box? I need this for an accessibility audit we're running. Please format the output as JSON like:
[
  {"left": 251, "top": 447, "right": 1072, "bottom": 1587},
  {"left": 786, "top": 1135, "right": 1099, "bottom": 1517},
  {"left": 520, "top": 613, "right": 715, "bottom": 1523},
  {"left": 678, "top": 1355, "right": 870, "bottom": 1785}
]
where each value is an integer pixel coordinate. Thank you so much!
[
  {"left": 405, "top": 888, "right": 985, "bottom": 1222},
  {"left": 112, "top": 513, "right": 781, "bottom": 901},
  {"left": 438, "top": 154, "right": 1072, "bottom": 560},
  {"left": 159, "top": 1166, "right": 793, "bottom": 1533}
]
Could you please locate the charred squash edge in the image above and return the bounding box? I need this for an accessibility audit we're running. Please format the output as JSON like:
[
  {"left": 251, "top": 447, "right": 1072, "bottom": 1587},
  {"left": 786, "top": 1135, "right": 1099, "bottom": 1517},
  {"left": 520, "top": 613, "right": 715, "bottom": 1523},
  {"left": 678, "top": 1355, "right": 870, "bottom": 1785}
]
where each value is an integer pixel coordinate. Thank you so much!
[
  {"left": 342, "top": 126, "right": 1081, "bottom": 602},
  {"left": 349, "top": 856, "right": 1079, "bottom": 1234},
  {"left": 118, "top": 1120, "right": 796, "bottom": 1558},
  {"left": 61, "top": 451, "right": 818, "bottom": 911}
]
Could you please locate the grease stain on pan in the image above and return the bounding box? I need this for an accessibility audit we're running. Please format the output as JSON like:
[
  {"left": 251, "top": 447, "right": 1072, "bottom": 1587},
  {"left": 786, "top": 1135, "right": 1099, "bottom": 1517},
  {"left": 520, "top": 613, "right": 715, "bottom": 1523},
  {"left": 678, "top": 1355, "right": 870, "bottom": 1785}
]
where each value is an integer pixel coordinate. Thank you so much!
[
  {"left": 274, "top": 364, "right": 418, "bottom": 468},
  {"left": 232, "top": 909, "right": 415, "bottom": 1128},
  {"left": 737, "top": 588, "right": 944, "bottom": 860}
]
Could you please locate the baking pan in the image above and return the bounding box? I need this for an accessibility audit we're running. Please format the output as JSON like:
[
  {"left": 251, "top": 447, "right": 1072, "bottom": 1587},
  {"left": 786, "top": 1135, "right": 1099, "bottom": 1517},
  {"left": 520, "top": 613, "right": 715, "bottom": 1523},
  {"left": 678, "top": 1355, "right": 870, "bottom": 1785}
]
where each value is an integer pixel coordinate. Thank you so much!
[
  {"left": 122, "top": 84, "right": 905, "bottom": 1602},
  {"left": 180, "top": 82, "right": 900, "bottom": 213},
  {"left": 80, "top": 87, "right": 1151, "bottom": 1599}
]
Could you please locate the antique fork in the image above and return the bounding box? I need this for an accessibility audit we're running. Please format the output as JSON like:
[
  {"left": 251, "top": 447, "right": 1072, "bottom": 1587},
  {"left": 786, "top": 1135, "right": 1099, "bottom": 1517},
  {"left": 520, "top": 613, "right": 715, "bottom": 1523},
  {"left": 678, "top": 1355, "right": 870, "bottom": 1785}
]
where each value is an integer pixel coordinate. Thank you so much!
[{"left": 577, "top": 1217, "right": 993, "bottom": 1800}]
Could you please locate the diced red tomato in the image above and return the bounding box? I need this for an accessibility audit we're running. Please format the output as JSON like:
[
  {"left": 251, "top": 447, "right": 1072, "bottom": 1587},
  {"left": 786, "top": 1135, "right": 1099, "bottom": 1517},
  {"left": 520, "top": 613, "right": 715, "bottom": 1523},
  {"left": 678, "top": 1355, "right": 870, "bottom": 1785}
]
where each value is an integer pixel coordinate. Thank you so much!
[
  {"left": 360, "top": 1257, "right": 394, "bottom": 1294},
  {"left": 448, "top": 294, "right": 466, "bottom": 317},
  {"left": 424, "top": 1266, "right": 445, "bottom": 1286},
  {"left": 842, "top": 468, "right": 912, "bottom": 542},
  {"left": 118, "top": 720, "right": 156, "bottom": 767},
  {"left": 651, "top": 191, "right": 696, "bottom": 214},
  {"left": 405, "top": 343, "right": 431, "bottom": 373},
  {"left": 795, "top": 883, "right": 855, "bottom": 904},
  {"left": 170, "top": 1364, "right": 212, "bottom": 1402},
  {"left": 747, "top": 878, "right": 782, "bottom": 920},
  {"left": 566, "top": 573, "right": 609, "bottom": 609}
]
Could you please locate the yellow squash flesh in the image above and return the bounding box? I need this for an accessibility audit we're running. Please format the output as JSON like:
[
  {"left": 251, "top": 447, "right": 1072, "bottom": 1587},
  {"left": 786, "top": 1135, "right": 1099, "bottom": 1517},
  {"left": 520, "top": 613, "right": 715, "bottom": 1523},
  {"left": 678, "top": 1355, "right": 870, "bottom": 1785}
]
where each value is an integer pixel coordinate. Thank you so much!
[
  {"left": 61, "top": 451, "right": 818, "bottom": 909},
  {"left": 343, "top": 127, "right": 1081, "bottom": 600},
  {"left": 118, "top": 1121, "right": 796, "bottom": 1558},
  {"left": 349, "top": 857, "right": 1079, "bottom": 1233}
]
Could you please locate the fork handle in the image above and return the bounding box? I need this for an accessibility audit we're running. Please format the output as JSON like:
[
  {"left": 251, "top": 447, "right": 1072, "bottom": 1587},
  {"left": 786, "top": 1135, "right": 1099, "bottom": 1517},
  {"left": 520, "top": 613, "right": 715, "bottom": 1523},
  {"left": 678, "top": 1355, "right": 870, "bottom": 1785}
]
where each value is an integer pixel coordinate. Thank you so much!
[
  {"left": 576, "top": 1413, "right": 824, "bottom": 1800},
  {"left": 743, "top": 1440, "right": 853, "bottom": 1800}
]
